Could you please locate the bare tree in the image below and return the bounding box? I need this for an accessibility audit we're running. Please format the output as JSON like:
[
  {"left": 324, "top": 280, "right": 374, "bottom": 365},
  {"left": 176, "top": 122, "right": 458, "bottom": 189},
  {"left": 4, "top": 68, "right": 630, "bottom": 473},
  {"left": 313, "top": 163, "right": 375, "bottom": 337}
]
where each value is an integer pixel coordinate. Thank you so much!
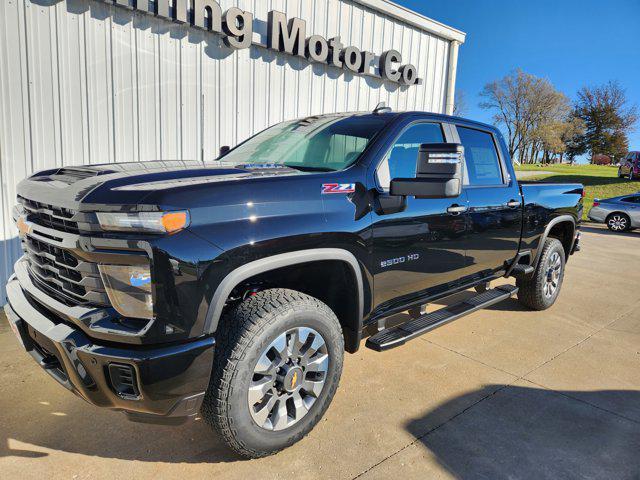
[
  {"left": 480, "top": 70, "right": 571, "bottom": 163},
  {"left": 452, "top": 90, "right": 468, "bottom": 117}
]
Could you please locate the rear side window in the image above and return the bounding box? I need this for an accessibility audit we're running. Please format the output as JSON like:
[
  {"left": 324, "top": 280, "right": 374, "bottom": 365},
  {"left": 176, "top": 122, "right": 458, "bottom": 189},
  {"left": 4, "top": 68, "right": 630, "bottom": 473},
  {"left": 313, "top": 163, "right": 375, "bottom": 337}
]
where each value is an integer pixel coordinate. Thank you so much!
[
  {"left": 621, "top": 196, "right": 640, "bottom": 203},
  {"left": 458, "top": 126, "right": 504, "bottom": 186}
]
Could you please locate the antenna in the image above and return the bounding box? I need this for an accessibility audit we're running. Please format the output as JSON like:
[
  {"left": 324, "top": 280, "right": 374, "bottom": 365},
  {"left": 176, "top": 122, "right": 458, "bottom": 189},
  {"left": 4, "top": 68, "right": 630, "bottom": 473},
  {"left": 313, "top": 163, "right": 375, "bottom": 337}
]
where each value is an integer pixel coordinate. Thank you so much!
[{"left": 373, "top": 102, "right": 392, "bottom": 114}]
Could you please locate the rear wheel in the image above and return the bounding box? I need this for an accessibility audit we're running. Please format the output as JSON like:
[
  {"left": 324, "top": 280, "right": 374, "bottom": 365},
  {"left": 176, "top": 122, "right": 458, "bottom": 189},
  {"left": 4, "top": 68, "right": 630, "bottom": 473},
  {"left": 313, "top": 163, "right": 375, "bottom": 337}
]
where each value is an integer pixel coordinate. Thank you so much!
[
  {"left": 516, "top": 238, "right": 565, "bottom": 310},
  {"left": 630, "top": 169, "right": 635, "bottom": 181},
  {"left": 606, "top": 213, "right": 630, "bottom": 232},
  {"left": 202, "top": 288, "right": 344, "bottom": 458},
  {"left": 618, "top": 168, "right": 624, "bottom": 178}
]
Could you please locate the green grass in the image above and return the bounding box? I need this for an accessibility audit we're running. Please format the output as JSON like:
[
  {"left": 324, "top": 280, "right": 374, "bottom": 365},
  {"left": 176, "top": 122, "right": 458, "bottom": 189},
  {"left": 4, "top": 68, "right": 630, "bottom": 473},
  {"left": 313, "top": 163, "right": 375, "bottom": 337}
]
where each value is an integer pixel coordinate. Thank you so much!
[{"left": 514, "top": 164, "right": 640, "bottom": 220}]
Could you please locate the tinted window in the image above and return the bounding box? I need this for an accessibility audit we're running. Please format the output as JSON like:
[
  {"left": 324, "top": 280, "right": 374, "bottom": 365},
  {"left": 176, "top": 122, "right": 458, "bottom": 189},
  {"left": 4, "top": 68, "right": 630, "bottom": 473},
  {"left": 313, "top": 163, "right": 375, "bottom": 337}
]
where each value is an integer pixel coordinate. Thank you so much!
[
  {"left": 621, "top": 196, "right": 640, "bottom": 203},
  {"left": 458, "top": 126, "right": 503, "bottom": 186},
  {"left": 376, "top": 123, "right": 444, "bottom": 189}
]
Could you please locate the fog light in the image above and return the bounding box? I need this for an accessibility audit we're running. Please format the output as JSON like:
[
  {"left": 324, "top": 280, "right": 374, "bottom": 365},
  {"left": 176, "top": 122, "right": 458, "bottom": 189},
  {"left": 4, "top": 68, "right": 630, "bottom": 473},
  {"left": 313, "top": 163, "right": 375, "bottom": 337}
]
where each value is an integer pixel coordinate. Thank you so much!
[{"left": 99, "top": 265, "right": 153, "bottom": 319}]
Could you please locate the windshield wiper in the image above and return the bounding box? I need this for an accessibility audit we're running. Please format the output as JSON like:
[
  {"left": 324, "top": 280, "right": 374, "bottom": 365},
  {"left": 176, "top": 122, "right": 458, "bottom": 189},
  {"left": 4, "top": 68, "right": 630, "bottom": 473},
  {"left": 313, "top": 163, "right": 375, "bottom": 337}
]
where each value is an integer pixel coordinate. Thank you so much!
[{"left": 283, "top": 164, "right": 336, "bottom": 172}]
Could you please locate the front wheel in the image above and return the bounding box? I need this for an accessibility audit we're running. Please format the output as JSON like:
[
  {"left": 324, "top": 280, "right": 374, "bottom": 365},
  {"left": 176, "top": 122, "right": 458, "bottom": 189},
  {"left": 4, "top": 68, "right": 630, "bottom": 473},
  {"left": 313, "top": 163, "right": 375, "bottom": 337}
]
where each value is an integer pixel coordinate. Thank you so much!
[
  {"left": 202, "top": 289, "right": 344, "bottom": 458},
  {"left": 516, "top": 238, "right": 566, "bottom": 310}
]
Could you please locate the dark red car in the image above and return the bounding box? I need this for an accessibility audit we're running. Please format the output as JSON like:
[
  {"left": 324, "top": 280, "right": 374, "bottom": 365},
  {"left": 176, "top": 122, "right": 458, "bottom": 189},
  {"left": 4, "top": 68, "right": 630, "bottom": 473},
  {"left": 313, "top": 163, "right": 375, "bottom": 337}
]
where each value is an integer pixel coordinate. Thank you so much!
[{"left": 618, "top": 151, "right": 640, "bottom": 180}]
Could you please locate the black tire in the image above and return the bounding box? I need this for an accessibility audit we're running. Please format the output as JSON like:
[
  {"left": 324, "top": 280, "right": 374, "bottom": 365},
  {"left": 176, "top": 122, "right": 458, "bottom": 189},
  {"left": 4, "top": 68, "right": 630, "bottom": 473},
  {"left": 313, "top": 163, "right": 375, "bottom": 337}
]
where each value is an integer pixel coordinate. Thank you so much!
[
  {"left": 516, "top": 238, "right": 566, "bottom": 311},
  {"left": 618, "top": 168, "right": 625, "bottom": 178},
  {"left": 630, "top": 170, "right": 635, "bottom": 181},
  {"left": 606, "top": 212, "right": 630, "bottom": 232},
  {"left": 202, "top": 288, "right": 344, "bottom": 459}
]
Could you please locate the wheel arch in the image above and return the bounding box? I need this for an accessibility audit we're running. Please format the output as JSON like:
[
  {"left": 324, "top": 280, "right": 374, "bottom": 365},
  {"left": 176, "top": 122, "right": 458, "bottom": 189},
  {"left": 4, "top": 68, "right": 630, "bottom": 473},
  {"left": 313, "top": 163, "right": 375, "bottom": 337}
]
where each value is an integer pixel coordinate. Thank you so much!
[
  {"left": 533, "top": 215, "right": 576, "bottom": 268},
  {"left": 204, "top": 249, "right": 365, "bottom": 353}
]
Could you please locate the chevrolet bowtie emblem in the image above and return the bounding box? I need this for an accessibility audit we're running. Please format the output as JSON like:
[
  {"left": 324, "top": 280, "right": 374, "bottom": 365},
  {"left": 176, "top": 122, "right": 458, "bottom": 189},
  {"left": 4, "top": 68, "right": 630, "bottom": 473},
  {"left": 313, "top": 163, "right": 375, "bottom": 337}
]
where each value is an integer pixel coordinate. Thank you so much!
[{"left": 16, "top": 216, "right": 32, "bottom": 237}]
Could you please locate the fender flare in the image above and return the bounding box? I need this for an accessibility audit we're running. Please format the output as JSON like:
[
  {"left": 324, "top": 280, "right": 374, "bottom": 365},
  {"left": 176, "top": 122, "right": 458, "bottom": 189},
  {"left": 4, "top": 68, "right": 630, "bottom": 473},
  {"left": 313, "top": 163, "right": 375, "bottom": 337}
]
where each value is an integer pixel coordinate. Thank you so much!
[
  {"left": 533, "top": 215, "right": 576, "bottom": 268},
  {"left": 203, "top": 248, "right": 365, "bottom": 335}
]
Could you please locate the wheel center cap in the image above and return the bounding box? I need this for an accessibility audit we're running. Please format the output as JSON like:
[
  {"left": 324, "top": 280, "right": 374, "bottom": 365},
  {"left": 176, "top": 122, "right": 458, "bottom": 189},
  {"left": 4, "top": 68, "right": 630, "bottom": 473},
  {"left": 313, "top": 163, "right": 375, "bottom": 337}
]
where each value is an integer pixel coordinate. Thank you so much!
[{"left": 282, "top": 366, "right": 303, "bottom": 393}]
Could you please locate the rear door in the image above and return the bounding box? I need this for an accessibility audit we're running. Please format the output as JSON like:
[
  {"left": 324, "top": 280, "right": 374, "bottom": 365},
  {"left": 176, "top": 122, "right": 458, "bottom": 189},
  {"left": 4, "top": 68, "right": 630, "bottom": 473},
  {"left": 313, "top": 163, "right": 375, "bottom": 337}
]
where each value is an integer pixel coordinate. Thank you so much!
[{"left": 454, "top": 125, "right": 522, "bottom": 280}]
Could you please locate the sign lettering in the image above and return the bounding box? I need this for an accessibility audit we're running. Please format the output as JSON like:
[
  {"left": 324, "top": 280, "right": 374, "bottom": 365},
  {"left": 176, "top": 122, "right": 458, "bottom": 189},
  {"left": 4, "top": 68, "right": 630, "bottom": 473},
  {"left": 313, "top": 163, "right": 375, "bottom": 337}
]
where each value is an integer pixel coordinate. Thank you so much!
[{"left": 99, "top": 0, "right": 421, "bottom": 86}]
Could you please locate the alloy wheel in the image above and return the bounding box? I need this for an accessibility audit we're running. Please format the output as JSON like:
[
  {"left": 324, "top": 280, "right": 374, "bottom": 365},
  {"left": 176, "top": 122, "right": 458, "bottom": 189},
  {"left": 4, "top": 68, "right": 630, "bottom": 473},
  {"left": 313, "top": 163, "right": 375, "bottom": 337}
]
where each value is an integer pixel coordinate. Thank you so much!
[
  {"left": 543, "top": 251, "right": 562, "bottom": 298},
  {"left": 248, "top": 327, "right": 329, "bottom": 431},
  {"left": 608, "top": 215, "right": 628, "bottom": 231}
]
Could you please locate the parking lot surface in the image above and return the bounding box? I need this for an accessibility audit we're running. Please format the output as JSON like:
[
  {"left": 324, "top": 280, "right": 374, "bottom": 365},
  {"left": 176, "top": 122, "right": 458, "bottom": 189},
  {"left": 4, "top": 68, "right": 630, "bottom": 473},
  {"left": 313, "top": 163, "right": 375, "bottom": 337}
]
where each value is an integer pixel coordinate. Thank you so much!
[{"left": 1, "top": 224, "right": 639, "bottom": 479}]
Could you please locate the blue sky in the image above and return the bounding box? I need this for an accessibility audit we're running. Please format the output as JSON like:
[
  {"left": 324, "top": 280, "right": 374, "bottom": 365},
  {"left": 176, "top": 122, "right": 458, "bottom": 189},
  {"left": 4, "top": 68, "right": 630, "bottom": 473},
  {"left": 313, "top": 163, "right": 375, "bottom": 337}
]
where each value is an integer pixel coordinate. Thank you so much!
[{"left": 398, "top": 0, "right": 640, "bottom": 157}]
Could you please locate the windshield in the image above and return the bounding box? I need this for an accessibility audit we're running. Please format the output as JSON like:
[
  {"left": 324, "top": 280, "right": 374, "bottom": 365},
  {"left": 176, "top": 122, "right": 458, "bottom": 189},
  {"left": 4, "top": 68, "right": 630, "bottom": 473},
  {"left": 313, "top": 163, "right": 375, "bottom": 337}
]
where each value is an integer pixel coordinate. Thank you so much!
[{"left": 213, "top": 115, "right": 389, "bottom": 171}]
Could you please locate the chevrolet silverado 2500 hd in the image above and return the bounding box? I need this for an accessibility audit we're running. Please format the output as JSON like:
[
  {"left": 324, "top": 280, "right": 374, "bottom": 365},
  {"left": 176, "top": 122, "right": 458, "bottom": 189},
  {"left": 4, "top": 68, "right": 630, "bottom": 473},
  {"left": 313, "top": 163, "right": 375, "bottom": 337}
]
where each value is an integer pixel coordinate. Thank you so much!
[{"left": 4, "top": 110, "right": 583, "bottom": 458}]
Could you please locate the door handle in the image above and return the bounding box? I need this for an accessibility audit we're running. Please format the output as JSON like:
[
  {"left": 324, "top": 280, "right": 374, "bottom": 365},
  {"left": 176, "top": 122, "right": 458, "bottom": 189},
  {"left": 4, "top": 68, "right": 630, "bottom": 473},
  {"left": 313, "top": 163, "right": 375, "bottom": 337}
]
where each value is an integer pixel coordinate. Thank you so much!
[
  {"left": 447, "top": 204, "right": 468, "bottom": 215},
  {"left": 506, "top": 199, "right": 521, "bottom": 208}
]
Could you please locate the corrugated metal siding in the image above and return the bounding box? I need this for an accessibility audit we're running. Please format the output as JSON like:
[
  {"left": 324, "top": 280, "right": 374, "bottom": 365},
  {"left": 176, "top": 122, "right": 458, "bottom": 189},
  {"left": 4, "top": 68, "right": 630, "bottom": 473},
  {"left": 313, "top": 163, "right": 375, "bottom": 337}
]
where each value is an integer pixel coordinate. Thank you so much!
[{"left": 0, "top": 0, "right": 454, "bottom": 304}]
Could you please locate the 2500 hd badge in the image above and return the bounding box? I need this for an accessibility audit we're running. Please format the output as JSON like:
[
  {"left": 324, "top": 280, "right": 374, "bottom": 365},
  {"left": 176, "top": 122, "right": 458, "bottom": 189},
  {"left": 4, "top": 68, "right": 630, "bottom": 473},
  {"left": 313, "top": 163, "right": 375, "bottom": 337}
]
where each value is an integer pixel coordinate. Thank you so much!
[
  {"left": 381, "top": 254, "right": 420, "bottom": 268},
  {"left": 4, "top": 109, "right": 582, "bottom": 458}
]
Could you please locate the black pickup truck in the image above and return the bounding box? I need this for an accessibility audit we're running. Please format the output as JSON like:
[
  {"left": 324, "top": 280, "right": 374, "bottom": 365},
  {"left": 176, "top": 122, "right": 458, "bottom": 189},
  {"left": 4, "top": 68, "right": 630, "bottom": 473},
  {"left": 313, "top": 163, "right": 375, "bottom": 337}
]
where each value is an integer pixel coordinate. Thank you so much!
[{"left": 4, "top": 110, "right": 582, "bottom": 458}]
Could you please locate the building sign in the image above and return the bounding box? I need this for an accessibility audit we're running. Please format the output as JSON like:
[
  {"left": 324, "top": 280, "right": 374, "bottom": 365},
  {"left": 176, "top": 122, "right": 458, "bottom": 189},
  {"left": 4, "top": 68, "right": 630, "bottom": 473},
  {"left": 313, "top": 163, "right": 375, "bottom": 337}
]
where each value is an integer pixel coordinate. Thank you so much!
[{"left": 99, "top": 0, "right": 421, "bottom": 86}]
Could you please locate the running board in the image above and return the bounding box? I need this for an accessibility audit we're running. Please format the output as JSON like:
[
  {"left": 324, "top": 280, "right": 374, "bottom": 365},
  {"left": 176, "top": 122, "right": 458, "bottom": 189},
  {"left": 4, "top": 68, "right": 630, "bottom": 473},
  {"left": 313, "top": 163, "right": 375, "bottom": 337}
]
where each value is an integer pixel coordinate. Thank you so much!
[{"left": 365, "top": 285, "right": 519, "bottom": 352}]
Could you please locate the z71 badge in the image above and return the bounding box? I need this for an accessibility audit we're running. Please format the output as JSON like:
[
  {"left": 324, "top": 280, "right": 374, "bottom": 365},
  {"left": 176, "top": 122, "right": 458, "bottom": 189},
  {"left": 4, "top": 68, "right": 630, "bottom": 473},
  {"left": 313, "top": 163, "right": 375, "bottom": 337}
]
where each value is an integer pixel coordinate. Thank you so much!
[{"left": 322, "top": 183, "right": 356, "bottom": 194}]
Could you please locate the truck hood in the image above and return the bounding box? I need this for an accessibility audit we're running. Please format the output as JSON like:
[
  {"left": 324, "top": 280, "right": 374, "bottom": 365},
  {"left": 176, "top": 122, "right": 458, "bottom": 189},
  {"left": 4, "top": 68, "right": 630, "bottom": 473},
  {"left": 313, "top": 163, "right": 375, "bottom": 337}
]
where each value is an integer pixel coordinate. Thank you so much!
[{"left": 17, "top": 160, "right": 303, "bottom": 211}]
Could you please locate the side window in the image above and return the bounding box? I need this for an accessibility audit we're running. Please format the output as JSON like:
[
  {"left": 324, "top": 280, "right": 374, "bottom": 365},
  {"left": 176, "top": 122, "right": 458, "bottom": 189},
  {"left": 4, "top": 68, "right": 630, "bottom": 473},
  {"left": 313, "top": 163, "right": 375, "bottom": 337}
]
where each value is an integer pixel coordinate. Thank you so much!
[
  {"left": 376, "top": 123, "right": 444, "bottom": 190},
  {"left": 457, "top": 126, "right": 504, "bottom": 186}
]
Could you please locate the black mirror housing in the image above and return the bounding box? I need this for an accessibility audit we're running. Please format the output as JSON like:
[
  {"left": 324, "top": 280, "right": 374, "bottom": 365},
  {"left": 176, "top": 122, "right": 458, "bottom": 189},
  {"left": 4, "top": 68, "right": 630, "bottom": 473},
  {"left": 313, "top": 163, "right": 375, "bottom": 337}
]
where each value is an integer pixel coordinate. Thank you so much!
[
  {"left": 219, "top": 145, "right": 231, "bottom": 158},
  {"left": 390, "top": 143, "right": 464, "bottom": 199}
]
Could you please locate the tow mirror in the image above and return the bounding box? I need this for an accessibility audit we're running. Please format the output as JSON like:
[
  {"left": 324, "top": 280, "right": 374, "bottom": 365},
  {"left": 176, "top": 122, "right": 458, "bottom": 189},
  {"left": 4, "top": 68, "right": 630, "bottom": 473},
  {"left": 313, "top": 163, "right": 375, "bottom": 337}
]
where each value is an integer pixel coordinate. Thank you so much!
[{"left": 390, "top": 143, "right": 463, "bottom": 199}]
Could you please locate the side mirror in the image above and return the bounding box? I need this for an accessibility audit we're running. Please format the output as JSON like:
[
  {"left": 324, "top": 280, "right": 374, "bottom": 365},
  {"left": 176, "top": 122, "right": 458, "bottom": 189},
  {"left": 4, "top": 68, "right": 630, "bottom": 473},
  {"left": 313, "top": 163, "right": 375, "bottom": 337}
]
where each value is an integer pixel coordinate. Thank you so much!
[
  {"left": 390, "top": 143, "right": 463, "bottom": 199},
  {"left": 219, "top": 145, "right": 231, "bottom": 158}
]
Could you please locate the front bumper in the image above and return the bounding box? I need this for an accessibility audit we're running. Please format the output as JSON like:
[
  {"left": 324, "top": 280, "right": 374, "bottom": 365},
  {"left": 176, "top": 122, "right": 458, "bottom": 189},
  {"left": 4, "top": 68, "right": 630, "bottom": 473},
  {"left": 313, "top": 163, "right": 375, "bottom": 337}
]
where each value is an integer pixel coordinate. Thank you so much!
[{"left": 4, "top": 274, "right": 215, "bottom": 424}]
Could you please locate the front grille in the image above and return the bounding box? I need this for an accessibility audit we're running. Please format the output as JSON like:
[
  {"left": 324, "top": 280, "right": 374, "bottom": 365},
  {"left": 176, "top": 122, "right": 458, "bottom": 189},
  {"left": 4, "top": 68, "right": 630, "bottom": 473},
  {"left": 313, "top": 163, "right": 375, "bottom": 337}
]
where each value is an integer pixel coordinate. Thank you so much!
[
  {"left": 21, "top": 234, "right": 110, "bottom": 307},
  {"left": 18, "top": 196, "right": 80, "bottom": 233}
]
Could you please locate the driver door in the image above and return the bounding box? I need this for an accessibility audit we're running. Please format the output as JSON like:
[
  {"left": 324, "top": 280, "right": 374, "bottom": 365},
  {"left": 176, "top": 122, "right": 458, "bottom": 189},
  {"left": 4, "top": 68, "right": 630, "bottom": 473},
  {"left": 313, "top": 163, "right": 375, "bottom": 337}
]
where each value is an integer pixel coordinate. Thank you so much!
[{"left": 370, "top": 121, "right": 469, "bottom": 312}]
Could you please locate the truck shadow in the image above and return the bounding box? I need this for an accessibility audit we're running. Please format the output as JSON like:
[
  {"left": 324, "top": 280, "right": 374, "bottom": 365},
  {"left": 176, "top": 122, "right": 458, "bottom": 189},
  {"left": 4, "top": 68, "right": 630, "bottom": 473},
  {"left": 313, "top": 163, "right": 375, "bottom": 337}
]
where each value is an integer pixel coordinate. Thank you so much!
[
  {"left": 405, "top": 384, "right": 640, "bottom": 479},
  {"left": 0, "top": 402, "right": 241, "bottom": 463},
  {"left": 0, "top": 323, "right": 241, "bottom": 463}
]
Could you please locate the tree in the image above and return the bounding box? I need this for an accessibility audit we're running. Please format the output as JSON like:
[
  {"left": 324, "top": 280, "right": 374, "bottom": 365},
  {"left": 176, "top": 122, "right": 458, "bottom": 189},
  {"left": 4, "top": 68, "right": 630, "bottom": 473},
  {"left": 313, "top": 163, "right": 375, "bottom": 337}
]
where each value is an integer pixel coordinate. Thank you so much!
[
  {"left": 480, "top": 70, "right": 571, "bottom": 163},
  {"left": 571, "top": 81, "right": 638, "bottom": 163},
  {"left": 453, "top": 90, "right": 468, "bottom": 117},
  {"left": 559, "top": 117, "right": 586, "bottom": 165}
]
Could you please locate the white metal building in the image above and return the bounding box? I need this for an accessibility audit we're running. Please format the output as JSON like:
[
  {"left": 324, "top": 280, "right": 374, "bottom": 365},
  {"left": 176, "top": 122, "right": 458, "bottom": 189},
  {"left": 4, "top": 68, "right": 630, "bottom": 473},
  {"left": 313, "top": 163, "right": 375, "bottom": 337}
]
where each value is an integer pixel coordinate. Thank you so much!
[{"left": 0, "top": 0, "right": 464, "bottom": 303}]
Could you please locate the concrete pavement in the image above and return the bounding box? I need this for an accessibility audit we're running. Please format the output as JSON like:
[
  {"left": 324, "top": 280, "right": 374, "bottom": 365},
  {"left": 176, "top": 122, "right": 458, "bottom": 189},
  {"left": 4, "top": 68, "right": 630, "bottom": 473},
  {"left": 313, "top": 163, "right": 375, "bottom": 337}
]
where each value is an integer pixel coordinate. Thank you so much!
[{"left": 1, "top": 224, "right": 639, "bottom": 479}]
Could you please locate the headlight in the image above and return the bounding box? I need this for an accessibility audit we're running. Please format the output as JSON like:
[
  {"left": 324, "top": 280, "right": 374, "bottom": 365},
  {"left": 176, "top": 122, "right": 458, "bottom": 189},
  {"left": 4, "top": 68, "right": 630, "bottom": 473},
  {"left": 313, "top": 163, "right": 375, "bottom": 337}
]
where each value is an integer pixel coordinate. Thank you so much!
[
  {"left": 99, "top": 264, "right": 153, "bottom": 319},
  {"left": 96, "top": 211, "right": 190, "bottom": 233}
]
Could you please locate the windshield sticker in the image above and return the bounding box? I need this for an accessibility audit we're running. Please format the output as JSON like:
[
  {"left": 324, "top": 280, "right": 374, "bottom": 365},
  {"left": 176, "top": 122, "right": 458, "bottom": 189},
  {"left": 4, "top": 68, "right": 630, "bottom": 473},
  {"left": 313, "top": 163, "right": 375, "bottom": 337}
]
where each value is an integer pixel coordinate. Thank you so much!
[{"left": 322, "top": 183, "right": 356, "bottom": 194}]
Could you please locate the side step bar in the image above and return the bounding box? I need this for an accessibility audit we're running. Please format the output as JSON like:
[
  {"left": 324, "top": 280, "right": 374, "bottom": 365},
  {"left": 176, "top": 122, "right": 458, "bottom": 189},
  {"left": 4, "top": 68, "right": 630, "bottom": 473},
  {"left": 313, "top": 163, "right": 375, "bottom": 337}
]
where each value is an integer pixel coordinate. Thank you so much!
[{"left": 366, "top": 285, "right": 519, "bottom": 352}]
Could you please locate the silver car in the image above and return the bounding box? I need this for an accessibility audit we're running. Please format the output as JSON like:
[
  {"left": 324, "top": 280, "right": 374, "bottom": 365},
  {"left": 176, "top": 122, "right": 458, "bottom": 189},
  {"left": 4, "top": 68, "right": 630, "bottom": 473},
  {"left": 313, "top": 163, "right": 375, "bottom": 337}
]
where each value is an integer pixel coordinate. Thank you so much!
[{"left": 588, "top": 193, "right": 640, "bottom": 231}]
